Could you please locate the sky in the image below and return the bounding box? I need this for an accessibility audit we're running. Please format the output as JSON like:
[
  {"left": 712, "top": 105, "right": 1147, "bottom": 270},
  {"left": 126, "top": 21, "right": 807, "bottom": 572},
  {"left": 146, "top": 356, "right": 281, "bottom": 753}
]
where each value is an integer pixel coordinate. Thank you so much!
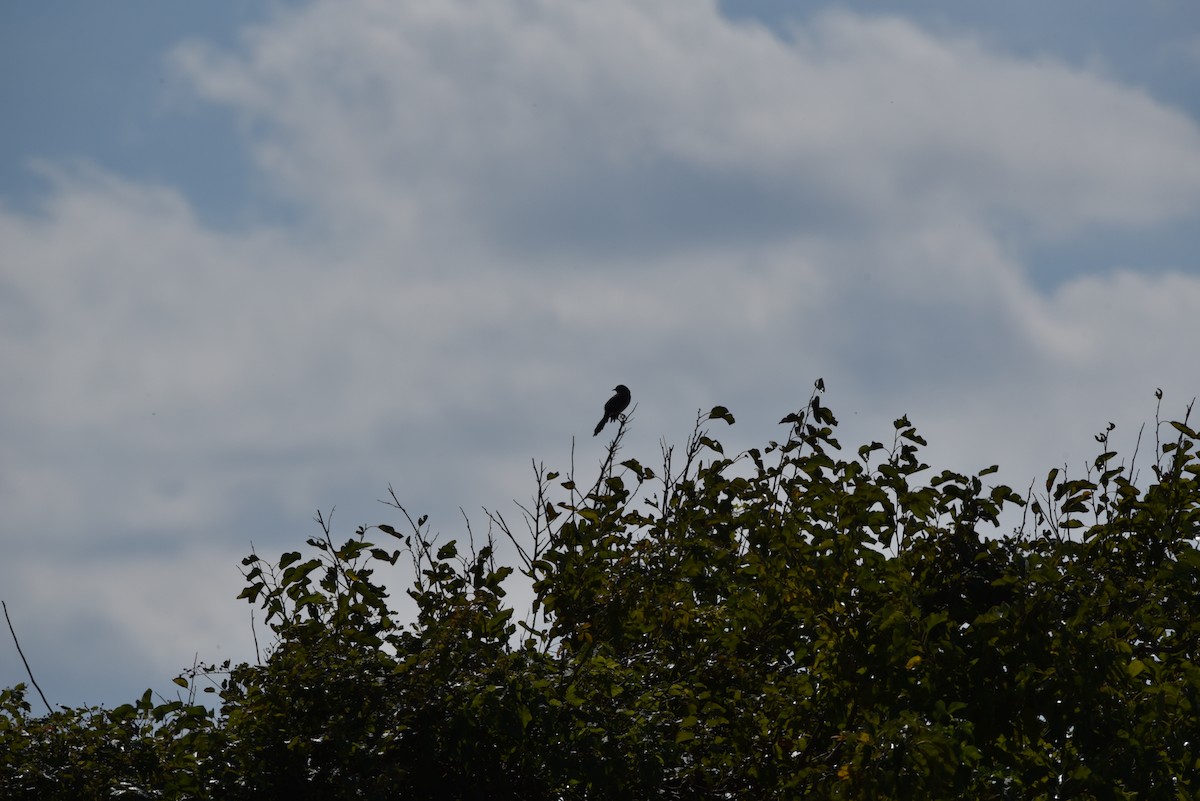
[{"left": 2, "top": 0, "right": 1199, "bottom": 710}]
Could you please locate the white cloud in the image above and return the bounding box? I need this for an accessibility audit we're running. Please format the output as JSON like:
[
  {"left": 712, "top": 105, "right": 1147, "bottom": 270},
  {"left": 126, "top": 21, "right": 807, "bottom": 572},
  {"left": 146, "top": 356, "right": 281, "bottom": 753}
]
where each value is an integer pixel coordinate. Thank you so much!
[
  {"left": 3, "top": 0, "right": 1200, "bottom": 706},
  {"left": 171, "top": 2, "right": 1200, "bottom": 245}
]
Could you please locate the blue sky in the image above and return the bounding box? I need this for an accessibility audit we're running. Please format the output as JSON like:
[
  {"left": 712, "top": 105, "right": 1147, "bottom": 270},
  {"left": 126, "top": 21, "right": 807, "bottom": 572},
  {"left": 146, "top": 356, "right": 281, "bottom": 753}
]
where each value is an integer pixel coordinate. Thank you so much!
[{"left": 2, "top": 0, "right": 1199, "bottom": 710}]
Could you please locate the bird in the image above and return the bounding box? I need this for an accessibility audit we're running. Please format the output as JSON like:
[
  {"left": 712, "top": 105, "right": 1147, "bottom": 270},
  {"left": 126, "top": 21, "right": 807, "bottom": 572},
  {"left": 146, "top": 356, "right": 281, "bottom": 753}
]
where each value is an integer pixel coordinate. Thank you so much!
[{"left": 593, "top": 384, "right": 631, "bottom": 436}]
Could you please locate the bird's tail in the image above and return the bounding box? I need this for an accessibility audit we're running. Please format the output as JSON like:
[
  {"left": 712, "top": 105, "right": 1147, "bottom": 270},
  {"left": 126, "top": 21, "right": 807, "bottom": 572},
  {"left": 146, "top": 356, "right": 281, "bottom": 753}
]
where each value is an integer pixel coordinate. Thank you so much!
[{"left": 593, "top": 416, "right": 607, "bottom": 436}]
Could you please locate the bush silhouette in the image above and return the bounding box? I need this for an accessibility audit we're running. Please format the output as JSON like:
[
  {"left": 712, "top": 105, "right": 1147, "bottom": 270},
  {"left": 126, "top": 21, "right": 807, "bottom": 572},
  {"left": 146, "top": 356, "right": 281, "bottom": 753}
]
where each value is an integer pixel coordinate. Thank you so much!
[{"left": 3, "top": 382, "right": 1198, "bottom": 799}]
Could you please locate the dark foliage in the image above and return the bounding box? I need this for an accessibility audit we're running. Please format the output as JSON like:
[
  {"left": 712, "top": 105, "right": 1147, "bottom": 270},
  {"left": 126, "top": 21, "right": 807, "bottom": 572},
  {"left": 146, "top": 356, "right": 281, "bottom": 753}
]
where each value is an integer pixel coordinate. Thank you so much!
[{"left": 3, "top": 384, "right": 1198, "bottom": 799}]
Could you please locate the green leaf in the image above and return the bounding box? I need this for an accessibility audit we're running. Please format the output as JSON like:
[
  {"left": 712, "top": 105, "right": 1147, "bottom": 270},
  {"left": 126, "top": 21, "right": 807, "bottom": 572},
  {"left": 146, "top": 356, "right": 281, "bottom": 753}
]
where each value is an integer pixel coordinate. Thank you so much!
[
  {"left": 1176, "top": 546, "right": 1200, "bottom": 570},
  {"left": 923, "top": 611, "right": 949, "bottom": 634},
  {"left": 1170, "top": 420, "right": 1198, "bottom": 438},
  {"left": 1045, "top": 467, "right": 1060, "bottom": 492},
  {"left": 709, "top": 405, "right": 735, "bottom": 424}
]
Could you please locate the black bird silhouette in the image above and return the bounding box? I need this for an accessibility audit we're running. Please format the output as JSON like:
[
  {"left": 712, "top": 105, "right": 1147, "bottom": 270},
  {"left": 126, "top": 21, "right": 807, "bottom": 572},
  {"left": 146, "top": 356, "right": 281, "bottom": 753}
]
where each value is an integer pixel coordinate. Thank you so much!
[{"left": 593, "top": 384, "right": 631, "bottom": 436}]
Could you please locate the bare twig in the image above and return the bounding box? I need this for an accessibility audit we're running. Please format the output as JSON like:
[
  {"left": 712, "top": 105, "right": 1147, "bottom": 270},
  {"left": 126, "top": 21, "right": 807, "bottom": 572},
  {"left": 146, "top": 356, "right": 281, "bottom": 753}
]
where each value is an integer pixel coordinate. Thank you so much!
[
  {"left": 250, "top": 607, "right": 263, "bottom": 665},
  {"left": 1126, "top": 421, "right": 1146, "bottom": 490},
  {"left": 2, "top": 600, "right": 52, "bottom": 714}
]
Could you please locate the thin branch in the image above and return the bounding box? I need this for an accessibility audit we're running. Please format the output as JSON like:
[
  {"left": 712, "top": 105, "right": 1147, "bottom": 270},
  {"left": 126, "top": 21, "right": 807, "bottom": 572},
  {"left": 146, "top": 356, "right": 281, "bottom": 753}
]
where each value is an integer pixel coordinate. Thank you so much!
[
  {"left": 492, "top": 506, "right": 533, "bottom": 571},
  {"left": 250, "top": 607, "right": 263, "bottom": 665},
  {"left": 588, "top": 403, "right": 636, "bottom": 500},
  {"left": 245, "top": 540, "right": 265, "bottom": 664},
  {"left": 2, "top": 600, "right": 52, "bottom": 715},
  {"left": 1127, "top": 421, "right": 1146, "bottom": 490}
]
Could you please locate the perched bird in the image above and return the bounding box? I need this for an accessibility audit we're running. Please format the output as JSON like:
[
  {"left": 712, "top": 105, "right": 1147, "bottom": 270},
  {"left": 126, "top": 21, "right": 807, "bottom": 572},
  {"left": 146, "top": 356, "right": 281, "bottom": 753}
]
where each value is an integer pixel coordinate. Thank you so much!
[{"left": 593, "top": 384, "right": 631, "bottom": 436}]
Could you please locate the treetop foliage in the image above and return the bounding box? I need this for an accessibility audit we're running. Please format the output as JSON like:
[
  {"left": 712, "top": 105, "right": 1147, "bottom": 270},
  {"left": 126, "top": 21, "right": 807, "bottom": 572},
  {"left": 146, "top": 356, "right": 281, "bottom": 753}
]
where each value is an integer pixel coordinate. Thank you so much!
[{"left": 3, "top": 383, "right": 1199, "bottom": 799}]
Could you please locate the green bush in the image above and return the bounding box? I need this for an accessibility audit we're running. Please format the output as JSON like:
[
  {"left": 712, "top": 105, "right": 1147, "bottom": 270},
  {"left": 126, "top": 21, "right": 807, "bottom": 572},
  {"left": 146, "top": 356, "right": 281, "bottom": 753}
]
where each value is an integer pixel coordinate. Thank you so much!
[{"left": 3, "top": 383, "right": 1198, "bottom": 799}]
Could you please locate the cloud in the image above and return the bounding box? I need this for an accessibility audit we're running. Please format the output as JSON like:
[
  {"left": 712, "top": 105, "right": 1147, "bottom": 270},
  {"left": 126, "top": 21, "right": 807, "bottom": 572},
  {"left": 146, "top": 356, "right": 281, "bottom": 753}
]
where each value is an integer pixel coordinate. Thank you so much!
[
  {"left": 3, "top": 0, "right": 1200, "bottom": 706},
  {"left": 9, "top": 545, "right": 255, "bottom": 707},
  {"left": 170, "top": 2, "right": 1200, "bottom": 248}
]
